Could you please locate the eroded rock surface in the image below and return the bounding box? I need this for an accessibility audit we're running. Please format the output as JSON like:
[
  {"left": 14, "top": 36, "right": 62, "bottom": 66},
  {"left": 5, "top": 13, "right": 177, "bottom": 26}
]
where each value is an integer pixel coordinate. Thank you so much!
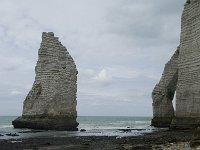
[
  {"left": 190, "top": 127, "right": 200, "bottom": 148},
  {"left": 12, "top": 32, "right": 79, "bottom": 131},
  {"left": 170, "top": 0, "right": 200, "bottom": 129},
  {"left": 152, "top": 0, "right": 200, "bottom": 129},
  {"left": 152, "top": 47, "right": 179, "bottom": 127}
]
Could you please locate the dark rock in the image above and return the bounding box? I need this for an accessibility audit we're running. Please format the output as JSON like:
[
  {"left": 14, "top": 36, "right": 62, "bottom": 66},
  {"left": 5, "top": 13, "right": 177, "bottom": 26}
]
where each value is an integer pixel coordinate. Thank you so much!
[
  {"left": 0, "top": 134, "right": 3, "bottom": 136},
  {"left": 83, "top": 143, "right": 90, "bottom": 146},
  {"left": 80, "top": 129, "right": 86, "bottom": 132},
  {"left": 151, "top": 117, "right": 174, "bottom": 128},
  {"left": 119, "top": 129, "right": 132, "bottom": 132},
  {"left": 190, "top": 127, "right": 200, "bottom": 148},
  {"left": 131, "top": 129, "right": 145, "bottom": 131},
  {"left": 132, "top": 144, "right": 151, "bottom": 150},
  {"left": 45, "top": 142, "right": 51, "bottom": 146},
  {"left": 6, "top": 133, "right": 19, "bottom": 136},
  {"left": 13, "top": 116, "right": 78, "bottom": 131}
]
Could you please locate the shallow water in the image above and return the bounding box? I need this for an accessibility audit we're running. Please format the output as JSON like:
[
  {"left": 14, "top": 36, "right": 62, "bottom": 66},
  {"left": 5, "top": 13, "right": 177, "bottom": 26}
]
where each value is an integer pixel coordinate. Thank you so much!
[{"left": 0, "top": 116, "right": 157, "bottom": 139}]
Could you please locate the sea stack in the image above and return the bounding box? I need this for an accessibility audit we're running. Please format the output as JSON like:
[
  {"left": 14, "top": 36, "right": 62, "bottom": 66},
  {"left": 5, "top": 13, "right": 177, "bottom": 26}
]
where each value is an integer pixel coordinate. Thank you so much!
[
  {"left": 12, "top": 32, "right": 79, "bottom": 131},
  {"left": 152, "top": 0, "right": 200, "bottom": 129}
]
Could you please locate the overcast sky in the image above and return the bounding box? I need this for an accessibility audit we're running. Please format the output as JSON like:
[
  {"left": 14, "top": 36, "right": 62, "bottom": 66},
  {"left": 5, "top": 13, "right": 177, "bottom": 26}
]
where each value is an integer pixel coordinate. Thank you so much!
[{"left": 0, "top": 0, "right": 185, "bottom": 116}]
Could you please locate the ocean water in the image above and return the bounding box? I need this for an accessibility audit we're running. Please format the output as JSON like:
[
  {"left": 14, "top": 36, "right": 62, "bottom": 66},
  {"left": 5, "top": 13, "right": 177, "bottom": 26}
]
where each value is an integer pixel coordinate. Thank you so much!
[{"left": 0, "top": 116, "right": 157, "bottom": 140}]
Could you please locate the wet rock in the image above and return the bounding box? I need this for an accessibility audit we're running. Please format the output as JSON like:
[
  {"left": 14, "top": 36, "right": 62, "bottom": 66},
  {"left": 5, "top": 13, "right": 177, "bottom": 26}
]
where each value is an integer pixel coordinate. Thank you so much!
[
  {"left": 80, "top": 129, "right": 86, "bottom": 132},
  {"left": 190, "top": 127, "right": 200, "bottom": 148},
  {"left": 132, "top": 144, "right": 151, "bottom": 150},
  {"left": 118, "top": 129, "right": 132, "bottom": 132},
  {"left": 6, "top": 133, "right": 19, "bottom": 137},
  {"left": 45, "top": 142, "right": 51, "bottom": 146},
  {"left": 83, "top": 143, "right": 90, "bottom": 146},
  {"left": 131, "top": 129, "right": 145, "bottom": 131}
]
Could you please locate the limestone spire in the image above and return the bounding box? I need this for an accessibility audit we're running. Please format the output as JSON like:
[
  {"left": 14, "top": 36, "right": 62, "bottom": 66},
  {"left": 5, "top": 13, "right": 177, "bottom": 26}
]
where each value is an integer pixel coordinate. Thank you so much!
[{"left": 12, "top": 32, "right": 79, "bottom": 131}]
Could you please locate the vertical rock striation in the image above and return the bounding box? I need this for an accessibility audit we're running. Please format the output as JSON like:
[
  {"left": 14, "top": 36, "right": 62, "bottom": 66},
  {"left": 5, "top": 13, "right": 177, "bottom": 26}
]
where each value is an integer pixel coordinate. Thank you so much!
[
  {"left": 12, "top": 32, "right": 79, "bottom": 131},
  {"left": 152, "top": 47, "right": 179, "bottom": 127},
  {"left": 171, "top": 0, "right": 200, "bottom": 129},
  {"left": 152, "top": 0, "right": 200, "bottom": 129}
]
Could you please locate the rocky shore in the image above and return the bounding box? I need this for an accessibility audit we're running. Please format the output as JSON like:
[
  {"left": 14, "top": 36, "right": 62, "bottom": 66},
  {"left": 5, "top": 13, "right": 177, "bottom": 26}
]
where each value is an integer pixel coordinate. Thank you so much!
[{"left": 0, "top": 129, "right": 197, "bottom": 150}]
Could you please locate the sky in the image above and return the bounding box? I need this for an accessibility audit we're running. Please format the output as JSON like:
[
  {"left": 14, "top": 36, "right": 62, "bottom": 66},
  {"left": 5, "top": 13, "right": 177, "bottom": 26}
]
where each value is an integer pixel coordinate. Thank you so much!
[{"left": 0, "top": 0, "right": 185, "bottom": 116}]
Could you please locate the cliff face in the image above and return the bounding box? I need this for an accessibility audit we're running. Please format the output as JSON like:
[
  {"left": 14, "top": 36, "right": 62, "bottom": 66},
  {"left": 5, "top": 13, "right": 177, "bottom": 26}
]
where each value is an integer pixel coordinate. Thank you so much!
[
  {"left": 12, "top": 32, "right": 79, "bottom": 131},
  {"left": 171, "top": 0, "right": 200, "bottom": 129},
  {"left": 152, "top": 48, "right": 179, "bottom": 127},
  {"left": 152, "top": 0, "right": 200, "bottom": 129}
]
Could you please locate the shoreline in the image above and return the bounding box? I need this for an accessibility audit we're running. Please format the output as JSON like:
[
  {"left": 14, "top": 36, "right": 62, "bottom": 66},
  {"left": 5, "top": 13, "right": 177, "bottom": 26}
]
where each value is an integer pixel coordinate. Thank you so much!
[{"left": 0, "top": 129, "right": 196, "bottom": 150}]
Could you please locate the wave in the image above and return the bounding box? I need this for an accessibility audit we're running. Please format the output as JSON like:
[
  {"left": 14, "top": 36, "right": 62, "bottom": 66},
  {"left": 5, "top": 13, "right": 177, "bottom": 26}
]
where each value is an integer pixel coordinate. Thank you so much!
[
  {"left": 0, "top": 125, "right": 13, "bottom": 128},
  {"left": 135, "top": 121, "right": 151, "bottom": 124}
]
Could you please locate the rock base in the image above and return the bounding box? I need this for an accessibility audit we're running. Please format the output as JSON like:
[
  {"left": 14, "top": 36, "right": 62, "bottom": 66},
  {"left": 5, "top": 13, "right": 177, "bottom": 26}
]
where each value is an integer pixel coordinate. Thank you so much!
[
  {"left": 12, "top": 116, "right": 79, "bottom": 131},
  {"left": 151, "top": 117, "right": 172, "bottom": 127},
  {"left": 170, "top": 117, "right": 200, "bottom": 129},
  {"left": 190, "top": 127, "right": 200, "bottom": 148}
]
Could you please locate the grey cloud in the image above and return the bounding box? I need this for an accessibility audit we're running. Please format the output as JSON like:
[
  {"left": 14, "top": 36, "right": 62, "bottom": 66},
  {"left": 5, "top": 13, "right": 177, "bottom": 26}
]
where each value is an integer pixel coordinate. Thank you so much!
[
  {"left": 0, "top": 0, "right": 186, "bottom": 116},
  {"left": 105, "top": 0, "right": 183, "bottom": 42}
]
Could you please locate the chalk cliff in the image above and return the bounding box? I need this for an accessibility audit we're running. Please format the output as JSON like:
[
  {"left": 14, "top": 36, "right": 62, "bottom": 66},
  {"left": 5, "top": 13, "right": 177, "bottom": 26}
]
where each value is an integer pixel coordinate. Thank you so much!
[
  {"left": 152, "top": 0, "right": 200, "bottom": 129},
  {"left": 12, "top": 32, "right": 79, "bottom": 131},
  {"left": 152, "top": 47, "right": 179, "bottom": 127}
]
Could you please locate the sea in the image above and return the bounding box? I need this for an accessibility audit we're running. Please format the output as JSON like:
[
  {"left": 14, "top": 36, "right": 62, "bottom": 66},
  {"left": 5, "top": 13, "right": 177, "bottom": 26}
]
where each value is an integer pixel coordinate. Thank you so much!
[{"left": 0, "top": 116, "right": 159, "bottom": 140}]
